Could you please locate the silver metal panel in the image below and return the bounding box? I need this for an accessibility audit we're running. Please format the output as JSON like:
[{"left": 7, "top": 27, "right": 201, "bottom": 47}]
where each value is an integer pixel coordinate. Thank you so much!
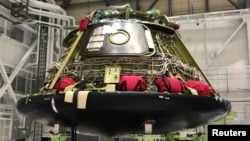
[{"left": 80, "top": 22, "right": 149, "bottom": 57}]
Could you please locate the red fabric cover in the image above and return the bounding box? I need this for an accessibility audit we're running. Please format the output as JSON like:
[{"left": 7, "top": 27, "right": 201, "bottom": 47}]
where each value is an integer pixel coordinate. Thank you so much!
[
  {"left": 184, "top": 80, "right": 212, "bottom": 96},
  {"left": 78, "top": 17, "right": 89, "bottom": 31},
  {"left": 54, "top": 77, "right": 76, "bottom": 91},
  {"left": 117, "top": 75, "right": 147, "bottom": 91},
  {"left": 154, "top": 77, "right": 186, "bottom": 93},
  {"left": 173, "top": 23, "right": 180, "bottom": 30}
]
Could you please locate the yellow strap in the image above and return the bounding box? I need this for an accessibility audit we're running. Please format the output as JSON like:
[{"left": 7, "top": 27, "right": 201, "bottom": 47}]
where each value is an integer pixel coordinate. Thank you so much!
[
  {"left": 64, "top": 91, "right": 74, "bottom": 103},
  {"left": 49, "top": 31, "right": 84, "bottom": 89},
  {"left": 77, "top": 91, "right": 89, "bottom": 109}
]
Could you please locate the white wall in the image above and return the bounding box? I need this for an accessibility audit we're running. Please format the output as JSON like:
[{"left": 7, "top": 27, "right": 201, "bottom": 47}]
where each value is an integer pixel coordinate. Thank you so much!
[
  {"left": 0, "top": 36, "right": 29, "bottom": 67},
  {"left": 170, "top": 9, "right": 250, "bottom": 93},
  {"left": 170, "top": 9, "right": 250, "bottom": 68},
  {"left": 170, "top": 9, "right": 250, "bottom": 124}
]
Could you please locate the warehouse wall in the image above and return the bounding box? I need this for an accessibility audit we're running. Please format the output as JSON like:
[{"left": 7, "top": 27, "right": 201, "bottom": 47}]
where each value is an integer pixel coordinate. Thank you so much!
[
  {"left": 170, "top": 9, "right": 250, "bottom": 124},
  {"left": 171, "top": 16, "right": 249, "bottom": 68},
  {"left": 169, "top": 9, "right": 250, "bottom": 91},
  {"left": 0, "top": 17, "right": 33, "bottom": 67},
  {"left": 62, "top": 0, "right": 244, "bottom": 23}
]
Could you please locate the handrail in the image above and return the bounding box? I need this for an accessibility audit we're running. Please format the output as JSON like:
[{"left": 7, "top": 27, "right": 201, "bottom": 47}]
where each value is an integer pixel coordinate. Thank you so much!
[{"left": 169, "top": 8, "right": 250, "bottom": 23}]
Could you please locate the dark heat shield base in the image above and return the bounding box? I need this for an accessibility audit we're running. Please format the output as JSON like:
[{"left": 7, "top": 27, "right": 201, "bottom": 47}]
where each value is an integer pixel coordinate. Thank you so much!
[{"left": 16, "top": 92, "right": 231, "bottom": 137}]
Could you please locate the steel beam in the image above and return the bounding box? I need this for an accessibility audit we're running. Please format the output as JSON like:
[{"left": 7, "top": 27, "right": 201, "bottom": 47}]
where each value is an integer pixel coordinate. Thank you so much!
[
  {"left": 245, "top": 0, "right": 250, "bottom": 8},
  {"left": 168, "top": 0, "right": 172, "bottom": 16},
  {"left": 205, "top": 0, "right": 209, "bottom": 12},
  {"left": 208, "top": 21, "right": 245, "bottom": 66},
  {"left": 245, "top": 19, "right": 250, "bottom": 65},
  {"left": 221, "top": 21, "right": 245, "bottom": 55},
  {"left": 10, "top": 0, "right": 29, "bottom": 19},
  {"left": 130, "top": 0, "right": 138, "bottom": 10},
  {"left": 227, "top": 0, "right": 241, "bottom": 9},
  {"left": 66, "top": 0, "right": 131, "bottom": 8},
  {"left": 0, "top": 39, "right": 38, "bottom": 103},
  {"left": 62, "top": 0, "right": 72, "bottom": 9},
  {"left": 146, "top": 0, "right": 159, "bottom": 11},
  {"left": 0, "top": 59, "right": 17, "bottom": 103}
]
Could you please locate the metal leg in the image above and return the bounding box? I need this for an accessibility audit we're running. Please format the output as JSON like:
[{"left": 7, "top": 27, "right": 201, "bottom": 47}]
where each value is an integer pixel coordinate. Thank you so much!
[
  {"left": 143, "top": 120, "right": 156, "bottom": 134},
  {"left": 71, "top": 90, "right": 79, "bottom": 141}
]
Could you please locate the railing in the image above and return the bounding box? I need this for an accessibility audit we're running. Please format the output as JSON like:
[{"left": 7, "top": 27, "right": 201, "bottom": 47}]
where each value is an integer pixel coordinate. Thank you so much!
[{"left": 169, "top": 8, "right": 250, "bottom": 23}]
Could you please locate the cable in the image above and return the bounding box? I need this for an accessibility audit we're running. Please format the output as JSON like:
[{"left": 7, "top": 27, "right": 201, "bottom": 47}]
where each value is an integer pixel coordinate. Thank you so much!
[{"left": 71, "top": 90, "right": 79, "bottom": 141}]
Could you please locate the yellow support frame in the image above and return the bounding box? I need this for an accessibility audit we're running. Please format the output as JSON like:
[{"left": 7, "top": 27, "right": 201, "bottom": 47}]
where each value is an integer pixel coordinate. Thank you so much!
[
  {"left": 48, "top": 31, "right": 84, "bottom": 89},
  {"left": 158, "top": 15, "right": 217, "bottom": 93}
]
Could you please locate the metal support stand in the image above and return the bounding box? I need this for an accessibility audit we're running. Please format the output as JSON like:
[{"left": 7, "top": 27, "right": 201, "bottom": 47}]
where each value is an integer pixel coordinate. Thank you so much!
[
  {"left": 143, "top": 120, "right": 156, "bottom": 134},
  {"left": 71, "top": 90, "right": 79, "bottom": 141},
  {"left": 10, "top": 0, "right": 29, "bottom": 20}
]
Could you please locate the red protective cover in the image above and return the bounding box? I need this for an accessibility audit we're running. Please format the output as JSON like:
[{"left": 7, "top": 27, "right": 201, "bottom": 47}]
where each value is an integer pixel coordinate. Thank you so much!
[
  {"left": 155, "top": 77, "right": 186, "bottom": 93},
  {"left": 78, "top": 17, "right": 89, "bottom": 31},
  {"left": 54, "top": 77, "right": 76, "bottom": 91},
  {"left": 184, "top": 80, "right": 212, "bottom": 96},
  {"left": 117, "top": 75, "right": 147, "bottom": 91}
]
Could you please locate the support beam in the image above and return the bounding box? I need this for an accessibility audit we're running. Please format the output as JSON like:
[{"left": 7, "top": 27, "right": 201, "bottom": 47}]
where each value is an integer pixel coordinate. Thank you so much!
[
  {"left": 106, "top": 0, "right": 111, "bottom": 6},
  {"left": 130, "top": 0, "right": 138, "bottom": 10},
  {"left": 0, "top": 39, "right": 38, "bottom": 103},
  {"left": 245, "top": 19, "right": 250, "bottom": 65},
  {"left": 146, "top": 0, "right": 159, "bottom": 11},
  {"left": 0, "top": 59, "right": 17, "bottom": 103},
  {"left": 205, "top": 0, "right": 209, "bottom": 12},
  {"left": 245, "top": 0, "right": 250, "bottom": 8},
  {"left": 62, "top": 0, "right": 72, "bottom": 9},
  {"left": 227, "top": 0, "right": 241, "bottom": 9},
  {"left": 144, "top": 123, "right": 153, "bottom": 134},
  {"left": 168, "top": 0, "right": 172, "bottom": 16},
  {"left": 67, "top": 0, "right": 131, "bottom": 8},
  {"left": 221, "top": 21, "right": 245, "bottom": 55},
  {"left": 143, "top": 120, "right": 156, "bottom": 134},
  {"left": 203, "top": 19, "right": 208, "bottom": 66},
  {"left": 208, "top": 21, "right": 245, "bottom": 66},
  {"left": 10, "top": 0, "right": 29, "bottom": 20},
  {"left": 48, "top": 31, "right": 84, "bottom": 89}
]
